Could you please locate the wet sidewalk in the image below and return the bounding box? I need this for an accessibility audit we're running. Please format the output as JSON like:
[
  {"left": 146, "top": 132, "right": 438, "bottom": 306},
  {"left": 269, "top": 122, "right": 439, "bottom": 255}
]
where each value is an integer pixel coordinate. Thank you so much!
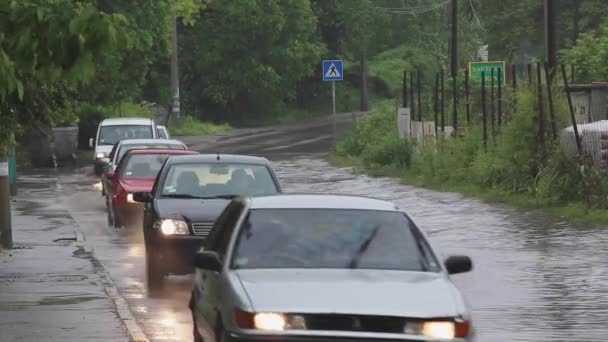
[{"left": 0, "top": 172, "right": 130, "bottom": 341}]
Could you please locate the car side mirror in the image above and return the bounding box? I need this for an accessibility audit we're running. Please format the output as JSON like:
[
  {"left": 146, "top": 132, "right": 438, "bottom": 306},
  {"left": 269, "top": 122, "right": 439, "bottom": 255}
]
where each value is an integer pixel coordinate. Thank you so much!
[
  {"left": 89, "top": 138, "right": 95, "bottom": 148},
  {"left": 133, "top": 192, "right": 153, "bottom": 203},
  {"left": 106, "top": 172, "right": 117, "bottom": 182},
  {"left": 194, "top": 251, "right": 222, "bottom": 272},
  {"left": 444, "top": 255, "right": 472, "bottom": 275}
]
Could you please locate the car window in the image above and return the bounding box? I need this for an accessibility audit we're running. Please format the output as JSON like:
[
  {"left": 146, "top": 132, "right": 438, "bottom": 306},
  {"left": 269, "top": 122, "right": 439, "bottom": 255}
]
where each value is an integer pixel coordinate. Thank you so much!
[
  {"left": 120, "top": 154, "right": 172, "bottom": 179},
  {"left": 231, "top": 209, "right": 440, "bottom": 272},
  {"left": 157, "top": 127, "right": 169, "bottom": 139},
  {"left": 98, "top": 125, "right": 153, "bottom": 146},
  {"left": 116, "top": 144, "right": 185, "bottom": 166},
  {"left": 109, "top": 143, "right": 120, "bottom": 161},
  {"left": 160, "top": 163, "right": 278, "bottom": 198}
]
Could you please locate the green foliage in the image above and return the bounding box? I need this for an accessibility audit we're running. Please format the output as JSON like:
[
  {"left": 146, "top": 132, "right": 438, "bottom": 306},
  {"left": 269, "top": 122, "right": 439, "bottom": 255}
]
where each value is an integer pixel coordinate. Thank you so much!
[
  {"left": 337, "top": 88, "right": 608, "bottom": 219},
  {"left": 0, "top": 0, "right": 126, "bottom": 151},
  {"left": 563, "top": 24, "right": 608, "bottom": 82},
  {"left": 168, "top": 116, "right": 231, "bottom": 136},
  {"left": 337, "top": 101, "right": 411, "bottom": 168},
  {"left": 80, "top": 0, "right": 171, "bottom": 105},
  {"left": 179, "top": 0, "right": 324, "bottom": 122}
]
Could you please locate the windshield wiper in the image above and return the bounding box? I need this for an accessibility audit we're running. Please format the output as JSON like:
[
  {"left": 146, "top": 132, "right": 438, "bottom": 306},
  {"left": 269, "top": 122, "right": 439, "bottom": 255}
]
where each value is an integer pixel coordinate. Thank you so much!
[
  {"left": 348, "top": 225, "right": 381, "bottom": 269},
  {"left": 161, "top": 194, "right": 205, "bottom": 199},
  {"left": 197, "top": 194, "right": 239, "bottom": 199}
]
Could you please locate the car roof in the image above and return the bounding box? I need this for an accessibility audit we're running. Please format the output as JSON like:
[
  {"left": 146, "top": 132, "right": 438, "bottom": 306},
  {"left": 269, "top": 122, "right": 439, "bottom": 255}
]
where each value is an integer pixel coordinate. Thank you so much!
[
  {"left": 125, "top": 149, "right": 197, "bottom": 156},
  {"left": 248, "top": 194, "right": 400, "bottom": 211},
  {"left": 166, "top": 154, "right": 271, "bottom": 165},
  {"left": 117, "top": 139, "right": 184, "bottom": 146},
  {"left": 101, "top": 117, "right": 154, "bottom": 126}
]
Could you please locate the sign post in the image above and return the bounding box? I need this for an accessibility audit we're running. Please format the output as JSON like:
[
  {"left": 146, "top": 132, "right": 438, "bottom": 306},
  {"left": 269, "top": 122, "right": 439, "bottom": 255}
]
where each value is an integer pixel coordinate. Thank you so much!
[
  {"left": 469, "top": 61, "right": 506, "bottom": 86},
  {"left": 323, "top": 60, "right": 343, "bottom": 147}
]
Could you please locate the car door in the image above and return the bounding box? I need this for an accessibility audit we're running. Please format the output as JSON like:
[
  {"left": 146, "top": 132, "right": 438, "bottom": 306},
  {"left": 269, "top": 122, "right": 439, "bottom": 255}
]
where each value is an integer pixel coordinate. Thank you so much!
[{"left": 196, "top": 201, "right": 244, "bottom": 340}]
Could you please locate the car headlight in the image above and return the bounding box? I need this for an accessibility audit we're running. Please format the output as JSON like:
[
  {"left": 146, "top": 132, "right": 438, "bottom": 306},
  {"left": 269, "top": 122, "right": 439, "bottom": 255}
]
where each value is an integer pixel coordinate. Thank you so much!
[
  {"left": 421, "top": 321, "right": 455, "bottom": 339},
  {"left": 254, "top": 313, "right": 285, "bottom": 331},
  {"left": 126, "top": 194, "right": 135, "bottom": 203},
  {"left": 96, "top": 152, "right": 106, "bottom": 159},
  {"left": 154, "top": 219, "right": 189, "bottom": 235},
  {"left": 404, "top": 320, "right": 470, "bottom": 339}
]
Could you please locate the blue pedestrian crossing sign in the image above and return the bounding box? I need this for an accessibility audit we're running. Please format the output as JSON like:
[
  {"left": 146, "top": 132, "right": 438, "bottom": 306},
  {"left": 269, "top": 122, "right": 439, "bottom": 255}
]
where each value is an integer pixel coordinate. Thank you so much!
[{"left": 322, "top": 60, "right": 343, "bottom": 81}]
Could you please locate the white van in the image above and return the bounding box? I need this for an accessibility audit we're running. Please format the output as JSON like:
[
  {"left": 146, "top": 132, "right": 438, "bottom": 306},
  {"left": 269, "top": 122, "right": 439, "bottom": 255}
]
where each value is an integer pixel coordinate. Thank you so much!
[{"left": 90, "top": 117, "right": 157, "bottom": 174}]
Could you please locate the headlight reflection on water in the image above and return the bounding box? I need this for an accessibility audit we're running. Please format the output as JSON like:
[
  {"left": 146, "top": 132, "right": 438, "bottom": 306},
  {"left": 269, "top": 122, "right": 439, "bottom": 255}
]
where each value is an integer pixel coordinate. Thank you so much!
[{"left": 93, "top": 182, "right": 103, "bottom": 191}]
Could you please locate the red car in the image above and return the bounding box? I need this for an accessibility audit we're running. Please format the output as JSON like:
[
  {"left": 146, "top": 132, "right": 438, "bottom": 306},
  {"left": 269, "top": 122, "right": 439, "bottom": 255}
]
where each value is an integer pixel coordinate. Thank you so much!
[{"left": 105, "top": 149, "right": 198, "bottom": 228}]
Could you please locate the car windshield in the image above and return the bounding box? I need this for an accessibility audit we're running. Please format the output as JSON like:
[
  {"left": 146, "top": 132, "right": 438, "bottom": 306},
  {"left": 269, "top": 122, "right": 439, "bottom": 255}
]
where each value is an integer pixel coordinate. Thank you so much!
[
  {"left": 98, "top": 125, "right": 153, "bottom": 145},
  {"left": 160, "top": 163, "right": 278, "bottom": 197},
  {"left": 231, "top": 209, "right": 439, "bottom": 271},
  {"left": 121, "top": 154, "right": 171, "bottom": 179},
  {"left": 117, "top": 144, "right": 184, "bottom": 164}
]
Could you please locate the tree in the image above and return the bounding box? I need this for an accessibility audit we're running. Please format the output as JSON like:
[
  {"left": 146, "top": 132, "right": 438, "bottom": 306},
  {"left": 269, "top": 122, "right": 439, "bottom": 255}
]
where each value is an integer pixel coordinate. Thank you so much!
[
  {"left": 0, "top": 0, "right": 125, "bottom": 152},
  {"left": 78, "top": 0, "right": 171, "bottom": 106},
  {"left": 178, "top": 0, "right": 324, "bottom": 123},
  {"left": 563, "top": 24, "right": 608, "bottom": 82}
]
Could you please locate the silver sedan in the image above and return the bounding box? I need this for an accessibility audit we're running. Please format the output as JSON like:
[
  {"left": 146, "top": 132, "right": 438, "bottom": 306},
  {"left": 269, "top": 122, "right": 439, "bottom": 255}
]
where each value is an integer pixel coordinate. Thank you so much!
[{"left": 190, "top": 194, "right": 475, "bottom": 342}]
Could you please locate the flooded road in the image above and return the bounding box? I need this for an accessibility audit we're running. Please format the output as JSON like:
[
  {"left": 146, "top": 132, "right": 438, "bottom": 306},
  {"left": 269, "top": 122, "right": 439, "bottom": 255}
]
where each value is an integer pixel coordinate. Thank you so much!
[{"left": 30, "top": 114, "right": 608, "bottom": 341}]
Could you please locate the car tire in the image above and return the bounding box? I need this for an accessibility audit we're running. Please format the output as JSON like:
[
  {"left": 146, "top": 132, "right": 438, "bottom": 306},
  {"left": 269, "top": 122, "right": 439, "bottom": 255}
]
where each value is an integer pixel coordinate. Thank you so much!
[
  {"left": 192, "top": 311, "right": 204, "bottom": 342},
  {"left": 146, "top": 251, "right": 163, "bottom": 292},
  {"left": 94, "top": 164, "right": 103, "bottom": 176},
  {"left": 106, "top": 199, "right": 115, "bottom": 227}
]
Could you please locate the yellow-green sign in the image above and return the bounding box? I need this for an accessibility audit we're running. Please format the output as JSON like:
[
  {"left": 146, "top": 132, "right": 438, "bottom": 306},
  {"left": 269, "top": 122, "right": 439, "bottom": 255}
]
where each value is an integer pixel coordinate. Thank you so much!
[{"left": 469, "top": 61, "right": 506, "bottom": 86}]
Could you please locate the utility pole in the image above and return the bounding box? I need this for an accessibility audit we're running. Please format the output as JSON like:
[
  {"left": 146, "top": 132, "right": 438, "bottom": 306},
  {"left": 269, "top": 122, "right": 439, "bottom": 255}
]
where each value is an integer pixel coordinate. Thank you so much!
[
  {"left": 544, "top": 0, "right": 557, "bottom": 73},
  {"left": 170, "top": 0, "right": 181, "bottom": 126},
  {"left": 449, "top": 0, "right": 459, "bottom": 77},
  {"left": 0, "top": 153, "right": 12, "bottom": 249}
]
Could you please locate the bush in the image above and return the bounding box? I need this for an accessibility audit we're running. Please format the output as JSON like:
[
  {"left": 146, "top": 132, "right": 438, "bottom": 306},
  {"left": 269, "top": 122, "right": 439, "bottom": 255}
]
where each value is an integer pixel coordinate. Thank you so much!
[
  {"left": 337, "top": 100, "right": 412, "bottom": 168},
  {"left": 337, "top": 87, "right": 608, "bottom": 217}
]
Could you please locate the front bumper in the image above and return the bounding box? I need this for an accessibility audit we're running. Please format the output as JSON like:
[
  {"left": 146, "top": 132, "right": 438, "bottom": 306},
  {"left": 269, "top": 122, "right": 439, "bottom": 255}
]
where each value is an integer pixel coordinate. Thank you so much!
[
  {"left": 147, "top": 235, "right": 207, "bottom": 274},
  {"left": 225, "top": 333, "right": 423, "bottom": 342},
  {"left": 116, "top": 203, "right": 144, "bottom": 226}
]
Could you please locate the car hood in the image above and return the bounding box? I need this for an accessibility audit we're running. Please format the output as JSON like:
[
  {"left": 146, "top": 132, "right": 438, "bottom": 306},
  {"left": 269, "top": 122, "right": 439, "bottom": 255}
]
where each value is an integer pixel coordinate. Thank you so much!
[
  {"left": 95, "top": 145, "right": 112, "bottom": 156},
  {"left": 235, "top": 269, "right": 464, "bottom": 318},
  {"left": 155, "top": 198, "right": 230, "bottom": 222},
  {"left": 119, "top": 178, "right": 155, "bottom": 193}
]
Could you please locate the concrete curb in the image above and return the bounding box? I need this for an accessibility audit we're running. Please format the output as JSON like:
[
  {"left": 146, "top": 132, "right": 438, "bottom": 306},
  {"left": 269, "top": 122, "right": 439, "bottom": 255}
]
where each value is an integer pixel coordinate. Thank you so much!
[{"left": 77, "top": 230, "right": 150, "bottom": 342}]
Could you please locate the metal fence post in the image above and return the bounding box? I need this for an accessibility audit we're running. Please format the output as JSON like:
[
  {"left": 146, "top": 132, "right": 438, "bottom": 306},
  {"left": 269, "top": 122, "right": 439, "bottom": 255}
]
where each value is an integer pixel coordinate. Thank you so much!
[
  {"left": 452, "top": 74, "right": 458, "bottom": 136},
  {"left": 465, "top": 70, "right": 470, "bottom": 125},
  {"left": 543, "top": 62, "right": 557, "bottom": 141},
  {"left": 512, "top": 64, "right": 517, "bottom": 112},
  {"left": 536, "top": 63, "right": 546, "bottom": 163},
  {"left": 434, "top": 72, "right": 439, "bottom": 138},
  {"left": 498, "top": 68, "right": 503, "bottom": 129},
  {"left": 402, "top": 71, "right": 408, "bottom": 108},
  {"left": 491, "top": 68, "right": 496, "bottom": 143},
  {"left": 417, "top": 69, "right": 422, "bottom": 121},
  {"left": 561, "top": 64, "right": 582, "bottom": 156},
  {"left": 440, "top": 69, "right": 445, "bottom": 133},
  {"left": 482, "top": 72, "right": 487, "bottom": 149},
  {"left": 410, "top": 71, "right": 415, "bottom": 121}
]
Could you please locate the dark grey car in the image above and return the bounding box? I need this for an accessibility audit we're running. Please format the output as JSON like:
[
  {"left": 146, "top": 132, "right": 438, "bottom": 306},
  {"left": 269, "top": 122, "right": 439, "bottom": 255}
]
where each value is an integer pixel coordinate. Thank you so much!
[{"left": 190, "top": 194, "right": 475, "bottom": 342}]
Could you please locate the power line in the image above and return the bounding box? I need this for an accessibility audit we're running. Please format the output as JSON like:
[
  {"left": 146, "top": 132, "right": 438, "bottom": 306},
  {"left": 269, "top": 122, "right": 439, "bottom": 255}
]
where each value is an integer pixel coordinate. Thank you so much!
[
  {"left": 373, "top": 0, "right": 450, "bottom": 15},
  {"left": 468, "top": 0, "right": 486, "bottom": 31}
]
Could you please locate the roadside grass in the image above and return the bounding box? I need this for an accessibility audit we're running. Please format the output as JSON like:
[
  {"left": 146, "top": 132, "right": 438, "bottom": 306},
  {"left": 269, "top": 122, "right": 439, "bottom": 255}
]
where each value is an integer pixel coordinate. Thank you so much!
[
  {"left": 332, "top": 90, "right": 608, "bottom": 225},
  {"left": 331, "top": 154, "right": 608, "bottom": 225},
  {"left": 167, "top": 116, "right": 231, "bottom": 137}
]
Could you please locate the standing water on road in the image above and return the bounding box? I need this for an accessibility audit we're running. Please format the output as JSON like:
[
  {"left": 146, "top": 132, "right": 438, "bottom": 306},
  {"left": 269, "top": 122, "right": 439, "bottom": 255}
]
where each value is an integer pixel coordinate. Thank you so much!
[{"left": 272, "top": 154, "right": 608, "bottom": 342}]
